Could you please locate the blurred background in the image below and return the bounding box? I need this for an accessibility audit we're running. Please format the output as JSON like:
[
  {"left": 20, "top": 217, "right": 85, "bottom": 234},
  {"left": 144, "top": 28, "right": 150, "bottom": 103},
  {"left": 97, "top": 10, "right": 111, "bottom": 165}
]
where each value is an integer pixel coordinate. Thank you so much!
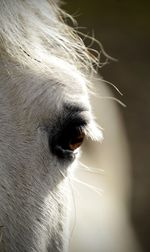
[{"left": 64, "top": 1, "right": 150, "bottom": 252}]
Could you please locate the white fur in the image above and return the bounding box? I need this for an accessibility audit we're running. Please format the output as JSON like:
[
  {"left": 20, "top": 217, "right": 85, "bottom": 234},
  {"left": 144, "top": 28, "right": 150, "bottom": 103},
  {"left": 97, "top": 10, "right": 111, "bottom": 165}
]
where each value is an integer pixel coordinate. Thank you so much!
[
  {"left": 0, "top": 1, "right": 141, "bottom": 252},
  {"left": 0, "top": 0, "right": 101, "bottom": 251}
]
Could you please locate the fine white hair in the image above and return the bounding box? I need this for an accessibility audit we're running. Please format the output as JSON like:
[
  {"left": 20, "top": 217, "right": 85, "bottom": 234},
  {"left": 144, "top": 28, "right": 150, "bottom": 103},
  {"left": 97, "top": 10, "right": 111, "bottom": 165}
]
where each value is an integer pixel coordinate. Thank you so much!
[
  {"left": 0, "top": 1, "right": 141, "bottom": 252},
  {"left": 0, "top": 1, "right": 102, "bottom": 251},
  {"left": 0, "top": 0, "right": 98, "bottom": 74}
]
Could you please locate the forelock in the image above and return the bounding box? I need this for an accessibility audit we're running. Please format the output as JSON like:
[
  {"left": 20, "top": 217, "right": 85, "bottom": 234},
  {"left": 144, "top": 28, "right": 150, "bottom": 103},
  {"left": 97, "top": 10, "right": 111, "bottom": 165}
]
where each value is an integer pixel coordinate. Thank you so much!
[{"left": 0, "top": 0, "right": 99, "bottom": 77}]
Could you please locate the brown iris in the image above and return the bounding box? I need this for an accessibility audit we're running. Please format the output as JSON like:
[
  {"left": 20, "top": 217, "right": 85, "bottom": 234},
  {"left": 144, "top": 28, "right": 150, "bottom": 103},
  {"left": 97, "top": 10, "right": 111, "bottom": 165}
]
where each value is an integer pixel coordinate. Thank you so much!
[
  {"left": 68, "top": 132, "right": 85, "bottom": 151},
  {"left": 51, "top": 119, "right": 87, "bottom": 159}
]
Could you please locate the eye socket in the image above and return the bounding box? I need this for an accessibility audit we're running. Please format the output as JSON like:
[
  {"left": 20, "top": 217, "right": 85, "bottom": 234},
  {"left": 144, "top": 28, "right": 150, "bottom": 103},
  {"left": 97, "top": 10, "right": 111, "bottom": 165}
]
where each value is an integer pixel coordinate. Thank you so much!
[
  {"left": 51, "top": 120, "right": 86, "bottom": 160},
  {"left": 61, "top": 127, "right": 85, "bottom": 152}
]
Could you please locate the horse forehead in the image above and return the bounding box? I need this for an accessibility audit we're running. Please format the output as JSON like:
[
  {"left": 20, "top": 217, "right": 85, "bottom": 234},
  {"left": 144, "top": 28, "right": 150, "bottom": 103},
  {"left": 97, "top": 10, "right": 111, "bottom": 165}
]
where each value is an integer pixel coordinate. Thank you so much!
[
  {"left": 41, "top": 69, "right": 89, "bottom": 111},
  {"left": 27, "top": 61, "right": 89, "bottom": 104},
  {"left": 54, "top": 70, "right": 88, "bottom": 100},
  {"left": 46, "top": 57, "right": 89, "bottom": 95},
  {"left": 7, "top": 62, "right": 90, "bottom": 116}
]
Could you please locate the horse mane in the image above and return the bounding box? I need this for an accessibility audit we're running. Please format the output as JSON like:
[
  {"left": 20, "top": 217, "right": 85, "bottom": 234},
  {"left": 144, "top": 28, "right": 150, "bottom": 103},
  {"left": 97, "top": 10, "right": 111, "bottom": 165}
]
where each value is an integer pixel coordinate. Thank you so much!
[{"left": 0, "top": 0, "right": 98, "bottom": 74}]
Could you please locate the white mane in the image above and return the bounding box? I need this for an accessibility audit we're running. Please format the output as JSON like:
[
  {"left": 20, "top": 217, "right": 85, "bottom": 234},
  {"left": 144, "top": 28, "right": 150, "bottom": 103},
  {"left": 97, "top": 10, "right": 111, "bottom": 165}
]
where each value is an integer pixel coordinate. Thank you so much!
[{"left": 0, "top": 0, "right": 98, "bottom": 74}]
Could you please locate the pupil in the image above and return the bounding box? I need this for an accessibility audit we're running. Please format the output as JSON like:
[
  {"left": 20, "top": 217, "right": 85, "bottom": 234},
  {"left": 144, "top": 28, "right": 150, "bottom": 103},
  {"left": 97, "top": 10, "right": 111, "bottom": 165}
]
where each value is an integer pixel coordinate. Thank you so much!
[{"left": 69, "top": 132, "right": 84, "bottom": 150}]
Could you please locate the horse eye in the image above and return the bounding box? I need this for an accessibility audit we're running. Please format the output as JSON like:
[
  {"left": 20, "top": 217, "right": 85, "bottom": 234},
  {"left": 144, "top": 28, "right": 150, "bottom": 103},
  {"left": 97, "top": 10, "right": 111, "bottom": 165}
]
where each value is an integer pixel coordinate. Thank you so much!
[
  {"left": 68, "top": 130, "right": 85, "bottom": 151},
  {"left": 64, "top": 128, "right": 85, "bottom": 151},
  {"left": 51, "top": 125, "right": 85, "bottom": 160}
]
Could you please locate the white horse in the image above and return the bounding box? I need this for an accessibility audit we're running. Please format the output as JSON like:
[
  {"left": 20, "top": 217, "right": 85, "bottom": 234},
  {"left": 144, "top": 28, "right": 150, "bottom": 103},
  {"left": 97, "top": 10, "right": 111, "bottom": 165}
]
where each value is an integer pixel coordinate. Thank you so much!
[{"left": 0, "top": 0, "right": 140, "bottom": 252}]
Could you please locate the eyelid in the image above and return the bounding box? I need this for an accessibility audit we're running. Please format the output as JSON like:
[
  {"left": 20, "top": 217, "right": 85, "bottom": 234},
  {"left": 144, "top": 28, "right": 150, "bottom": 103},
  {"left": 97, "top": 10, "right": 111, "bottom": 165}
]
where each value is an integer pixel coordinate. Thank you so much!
[
  {"left": 65, "top": 111, "right": 103, "bottom": 142},
  {"left": 58, "top": 111, "right": 89, "bottom": 134}
]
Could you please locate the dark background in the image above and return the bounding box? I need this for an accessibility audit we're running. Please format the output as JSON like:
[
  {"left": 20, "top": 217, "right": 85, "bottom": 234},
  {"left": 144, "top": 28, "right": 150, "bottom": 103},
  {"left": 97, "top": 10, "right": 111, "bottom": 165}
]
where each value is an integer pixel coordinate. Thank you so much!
[{"left": 64, "top": 1, "right": 150, "bottom": 251}]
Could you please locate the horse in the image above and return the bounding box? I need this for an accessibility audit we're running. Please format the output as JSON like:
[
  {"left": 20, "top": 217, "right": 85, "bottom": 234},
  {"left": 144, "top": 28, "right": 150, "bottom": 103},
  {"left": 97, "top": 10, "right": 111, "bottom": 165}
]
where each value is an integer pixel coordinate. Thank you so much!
[{"left": 0, "top": 0, "right": 141, "bottom": 251}]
